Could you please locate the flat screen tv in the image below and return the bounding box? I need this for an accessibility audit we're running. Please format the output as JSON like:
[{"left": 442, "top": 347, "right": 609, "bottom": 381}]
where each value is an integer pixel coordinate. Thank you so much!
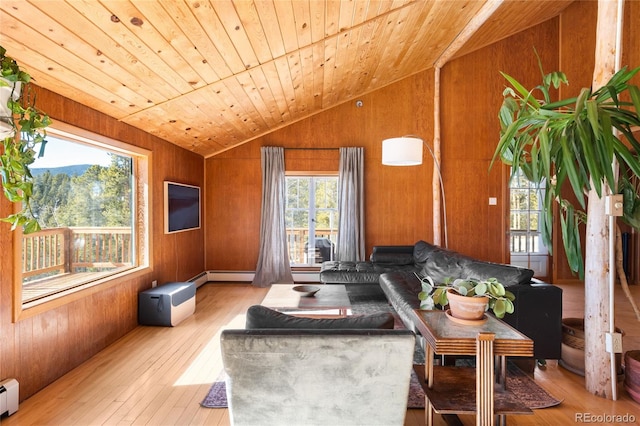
[{"left": 164, "top": 181, "right": 201, "bottom": 234}]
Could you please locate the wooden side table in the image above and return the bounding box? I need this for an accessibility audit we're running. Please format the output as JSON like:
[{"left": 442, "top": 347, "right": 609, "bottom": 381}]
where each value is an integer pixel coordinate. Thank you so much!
[{"left": 412, "top": 310, "right": 535, "bottom": 426}]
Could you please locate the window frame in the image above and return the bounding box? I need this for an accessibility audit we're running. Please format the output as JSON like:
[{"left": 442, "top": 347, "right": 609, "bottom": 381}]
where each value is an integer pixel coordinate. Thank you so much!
[
  {"left": 509, "top": 168, "right": 548, "bottom": 255},
  {"left": 12, "top": 122, "right": 152, "bottom": 322},
  {"left": 285, "top": 172, "right": 338, "bottom": 267}
]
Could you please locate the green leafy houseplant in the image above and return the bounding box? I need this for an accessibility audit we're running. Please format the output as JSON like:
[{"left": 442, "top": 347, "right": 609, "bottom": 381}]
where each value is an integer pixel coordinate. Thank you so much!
[
  {"left": 492, "top": 57, "right": 640, "bottom": 278},
  {"left": 415, "top": 273, "right": 516, "bottom": 319},
  {"left": 0, "top": 45, "right": 51, "bottom": 233}
]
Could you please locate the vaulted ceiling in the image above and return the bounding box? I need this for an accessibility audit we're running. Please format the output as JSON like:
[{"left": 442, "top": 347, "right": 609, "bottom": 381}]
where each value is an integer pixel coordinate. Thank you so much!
[{"left": 0, "top": 0, "right": 574, "bottom": 158}]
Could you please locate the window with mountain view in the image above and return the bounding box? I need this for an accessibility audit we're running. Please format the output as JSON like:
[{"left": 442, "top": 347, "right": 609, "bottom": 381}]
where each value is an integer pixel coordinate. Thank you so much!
[{"left": 18, "top": 126, "right": 149, "bottom": 308}]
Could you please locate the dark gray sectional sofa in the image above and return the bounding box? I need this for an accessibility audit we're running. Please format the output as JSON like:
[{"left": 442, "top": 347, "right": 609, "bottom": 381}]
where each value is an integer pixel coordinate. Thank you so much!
[{"left": 320, "top": 240, "right": 563, "bottom": 360}]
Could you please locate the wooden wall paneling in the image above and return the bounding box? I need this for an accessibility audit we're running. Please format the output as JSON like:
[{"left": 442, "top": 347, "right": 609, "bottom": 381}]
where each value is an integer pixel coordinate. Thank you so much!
[
  {"left": 204, "top": 69, "right": 438, "bottom": 268},
  {"left": 54, "top": 305, "right": 71, "bottom": 379},
  {"left": 16, "top": 319, "right": 33, "bottom": 393},
  {"left": 31, "top": 312, "right": 56, "bottom": 389},
  {"left": 363, "top": 73, "right": 435, "bottom": 251},
  {"left": 206, "top": 156, "right": 262, "bottom": 271},
  {"left": 0, "top": 180, "right": 14, "bottom": 383},
  {"left": 439, "top": 18, "right": 559, "bottom": 263},
  {"left": 152, "top": 133, "right": 205, "bottom": 284},
  {"left": 625, "top": 1, "right": 640, "bottom": 82}
]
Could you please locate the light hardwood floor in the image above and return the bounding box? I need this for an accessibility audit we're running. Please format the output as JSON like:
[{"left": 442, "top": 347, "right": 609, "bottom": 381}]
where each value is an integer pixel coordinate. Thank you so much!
[{"left": 3, "top": 282, "right": 639, "bottom": 425}]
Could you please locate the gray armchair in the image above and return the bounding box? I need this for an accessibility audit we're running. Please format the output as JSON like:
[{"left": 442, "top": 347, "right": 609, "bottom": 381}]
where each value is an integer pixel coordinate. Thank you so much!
[{"left": 220, "top": 328, "right": 416, "bottom": 426}]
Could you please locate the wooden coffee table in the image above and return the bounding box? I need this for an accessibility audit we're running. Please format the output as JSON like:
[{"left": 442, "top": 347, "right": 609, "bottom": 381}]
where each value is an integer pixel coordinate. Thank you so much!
[{"left": 261, "top": 284, "right": 352, "bottom": 316}]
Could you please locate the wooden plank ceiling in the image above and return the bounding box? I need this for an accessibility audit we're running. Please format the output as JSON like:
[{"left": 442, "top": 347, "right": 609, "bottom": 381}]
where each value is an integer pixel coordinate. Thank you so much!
[{"left": 0, "top": 0, "right": 573, "bottom": 158}]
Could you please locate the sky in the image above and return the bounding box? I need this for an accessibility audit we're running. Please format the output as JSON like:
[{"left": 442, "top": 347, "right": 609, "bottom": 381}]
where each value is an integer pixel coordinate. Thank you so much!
[{"left": 31, "top": 136, "right": 111, "bottom": 168}]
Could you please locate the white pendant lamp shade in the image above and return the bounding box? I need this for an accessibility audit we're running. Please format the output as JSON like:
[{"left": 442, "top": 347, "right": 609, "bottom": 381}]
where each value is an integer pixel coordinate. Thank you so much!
[{"left": 381, "top": 137, "right": 423, "bottom": 166}]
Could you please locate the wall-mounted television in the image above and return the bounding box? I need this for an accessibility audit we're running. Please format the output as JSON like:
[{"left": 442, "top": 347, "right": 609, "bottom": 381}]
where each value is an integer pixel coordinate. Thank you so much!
[{"left": 164, "top": 181, "right": 201, "bottom": 234}]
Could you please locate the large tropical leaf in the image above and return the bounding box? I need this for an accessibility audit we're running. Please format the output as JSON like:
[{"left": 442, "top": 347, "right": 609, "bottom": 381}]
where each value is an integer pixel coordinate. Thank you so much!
[{"left": 493, "top": 62, "right": 640, "bottom": 278}]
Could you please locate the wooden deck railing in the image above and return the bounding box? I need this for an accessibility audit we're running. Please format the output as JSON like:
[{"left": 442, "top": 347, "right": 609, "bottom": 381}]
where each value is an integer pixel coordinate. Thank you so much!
[
  {"left": 287, "top": 228, "right": 337, "bottom": 265},
  {"left": 22, "top": 227, "right": 132, "bottom": 281},
  {"left": 23, "top": 226, "right": 323, "bottom": 279},
  {"left": 510, "top": 230, "right": 543, "bottom": 253}
]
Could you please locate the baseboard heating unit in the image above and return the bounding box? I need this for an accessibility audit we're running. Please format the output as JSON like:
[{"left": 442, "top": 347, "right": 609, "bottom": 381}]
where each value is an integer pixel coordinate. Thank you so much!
[{"left": 0, "top": 378, "right": 19, "bottom": 416}]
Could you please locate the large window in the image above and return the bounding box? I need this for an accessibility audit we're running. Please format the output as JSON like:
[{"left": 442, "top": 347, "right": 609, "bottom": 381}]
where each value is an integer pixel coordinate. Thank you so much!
[
  {"left": 509, "top": 168, "right": 548, "bottom": 277},
  {"left": 16, "top": 124, "right": 149, "bottom": 311},
  {"left": 285, "top": 175, "right": 338, "bottom": 266}
]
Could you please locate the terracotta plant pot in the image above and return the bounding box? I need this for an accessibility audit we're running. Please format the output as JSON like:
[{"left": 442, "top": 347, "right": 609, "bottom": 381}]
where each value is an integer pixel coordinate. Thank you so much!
[{"left": 446, "top": 289, "right": 488, "bottom": 321}]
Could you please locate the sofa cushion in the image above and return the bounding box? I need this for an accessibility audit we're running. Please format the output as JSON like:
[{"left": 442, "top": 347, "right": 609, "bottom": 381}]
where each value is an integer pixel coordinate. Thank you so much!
[
  {"left": 463, "top": 260, "right": 534, "bottom": 286},
  {"left": 371, "top": 251, "right": 414, "bottom": 265},
  {"left": 413, "top": 240, "right": 440, "bottom": 263},
  {"left": 370, "top": 245, "right": 415, "bottom": 265},
  {"left": 378, "top": 271, "right": 422, "bottom": 333},
  {"left": 245, "top": 305, "right": 395, "bottom": 329},
  {"left": 320, "top": 261, "right": 381, "bottom": 284},
  {"left": 419, "top": 247, "right": 475, "bottom": 284}
]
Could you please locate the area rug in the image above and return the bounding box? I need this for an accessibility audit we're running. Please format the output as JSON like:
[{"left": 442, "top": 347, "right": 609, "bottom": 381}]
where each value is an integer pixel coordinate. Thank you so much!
[
  {"left": 200, "top": 364, "right": 561, "bottom": 410},
  {"left": 200, "top": 369, "right": 426, "bottom": 409},
  {"left": 504, "top": 363, "right": 563, "bottom": 409}
]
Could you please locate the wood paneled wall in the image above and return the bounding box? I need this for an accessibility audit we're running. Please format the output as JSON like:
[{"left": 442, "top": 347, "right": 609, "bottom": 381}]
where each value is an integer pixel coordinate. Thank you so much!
[
  {"left": 206, "top": 71, "right": 437, "bottom": 271},
  {"left": 440, "top": 20, "right": 560, "bottom": 265},
  {"left": 0, "top": 88, "right": 205, "bottom": 400}
]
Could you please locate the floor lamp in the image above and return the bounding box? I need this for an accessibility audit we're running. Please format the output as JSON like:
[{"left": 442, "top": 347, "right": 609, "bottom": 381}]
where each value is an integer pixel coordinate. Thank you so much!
[{"left": 381, "top": 136, "right": 448, "bottom": 248}]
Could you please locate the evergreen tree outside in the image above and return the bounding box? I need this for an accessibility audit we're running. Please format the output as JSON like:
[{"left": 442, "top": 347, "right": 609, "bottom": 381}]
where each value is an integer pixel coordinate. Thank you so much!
[
  {"left": 24, "top": 143, "right": 134, "bottom": 285},
  {"left": 31, "top": 155, "right": 132, "bottom": 228}
]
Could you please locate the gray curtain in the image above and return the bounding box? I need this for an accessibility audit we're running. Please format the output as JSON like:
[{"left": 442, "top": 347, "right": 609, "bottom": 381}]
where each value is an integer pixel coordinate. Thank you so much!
[
  {"left": 252, "top": 147, "right": 294, "bottom": 287},
  {"left": 336, "top": 147, "right": 365, "bottom": 261}
]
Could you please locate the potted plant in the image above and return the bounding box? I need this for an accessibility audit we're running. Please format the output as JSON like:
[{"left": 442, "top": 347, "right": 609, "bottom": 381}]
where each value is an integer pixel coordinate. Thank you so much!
[
  {"left": 0, "top": 45, "right": 51, "bottom": 233},
  {"left": 491, "top": 49, "right": 640, "bottom": 397},
  {"left": 415, "top": 273, "right": 515, "bottom": 320}
]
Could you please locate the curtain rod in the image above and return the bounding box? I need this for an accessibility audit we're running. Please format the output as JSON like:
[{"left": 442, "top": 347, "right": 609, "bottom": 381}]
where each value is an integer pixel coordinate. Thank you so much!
[{"left": 284, "top": 147, "right": 340, "bottom": 151}]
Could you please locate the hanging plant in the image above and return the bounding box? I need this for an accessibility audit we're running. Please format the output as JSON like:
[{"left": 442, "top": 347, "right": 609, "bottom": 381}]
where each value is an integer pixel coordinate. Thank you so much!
[
  {"left": 0, "top": 45, "right": 51, "bottom": 233},
  {"left": 492, "top": 55, "right": 640, "bottom": 278}
]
